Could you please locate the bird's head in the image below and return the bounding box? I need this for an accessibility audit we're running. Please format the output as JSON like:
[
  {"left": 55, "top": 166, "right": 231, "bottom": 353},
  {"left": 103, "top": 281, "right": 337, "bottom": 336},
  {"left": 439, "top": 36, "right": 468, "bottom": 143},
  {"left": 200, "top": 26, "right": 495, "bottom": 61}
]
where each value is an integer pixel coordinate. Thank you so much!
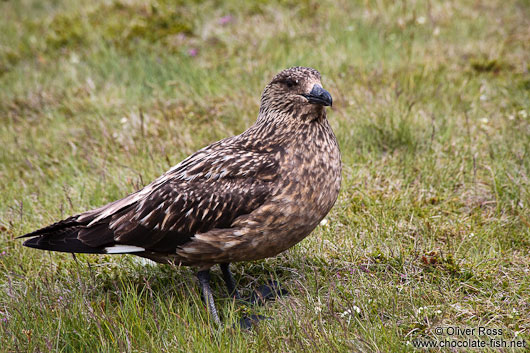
[{"left": 258, "top": 67, "right": 332, "bottom": 123}]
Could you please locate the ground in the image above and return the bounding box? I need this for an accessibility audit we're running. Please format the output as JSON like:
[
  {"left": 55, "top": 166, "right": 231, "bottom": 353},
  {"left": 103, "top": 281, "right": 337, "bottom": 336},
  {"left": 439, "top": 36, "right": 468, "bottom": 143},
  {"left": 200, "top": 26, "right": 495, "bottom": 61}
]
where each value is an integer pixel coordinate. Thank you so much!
[{"left": 0, "top": 0, "right": 529, "bottom": 352}]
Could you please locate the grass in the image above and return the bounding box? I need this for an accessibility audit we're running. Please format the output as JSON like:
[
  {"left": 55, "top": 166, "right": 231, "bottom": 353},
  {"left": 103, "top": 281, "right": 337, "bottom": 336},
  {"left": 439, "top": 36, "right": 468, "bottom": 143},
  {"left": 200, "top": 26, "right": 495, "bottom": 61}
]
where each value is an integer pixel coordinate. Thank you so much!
[{"left": 0, "top": 0, "right": 529, "bottom": 351}]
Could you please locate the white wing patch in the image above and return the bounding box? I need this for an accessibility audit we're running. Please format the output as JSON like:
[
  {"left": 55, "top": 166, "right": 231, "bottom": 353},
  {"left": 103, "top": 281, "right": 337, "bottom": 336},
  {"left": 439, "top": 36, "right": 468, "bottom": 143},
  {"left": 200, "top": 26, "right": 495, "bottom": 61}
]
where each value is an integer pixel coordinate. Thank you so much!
[{"left": 104, "top": 245, "right": 145, "bottom": 253}]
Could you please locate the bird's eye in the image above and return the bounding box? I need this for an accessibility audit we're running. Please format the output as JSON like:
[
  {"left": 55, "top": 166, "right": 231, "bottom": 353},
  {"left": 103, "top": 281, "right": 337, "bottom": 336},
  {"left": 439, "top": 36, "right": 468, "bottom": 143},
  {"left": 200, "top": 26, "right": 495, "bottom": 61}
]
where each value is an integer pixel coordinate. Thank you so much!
[{"left": 285, "top": 79, "right": 298, "bottom": 88}]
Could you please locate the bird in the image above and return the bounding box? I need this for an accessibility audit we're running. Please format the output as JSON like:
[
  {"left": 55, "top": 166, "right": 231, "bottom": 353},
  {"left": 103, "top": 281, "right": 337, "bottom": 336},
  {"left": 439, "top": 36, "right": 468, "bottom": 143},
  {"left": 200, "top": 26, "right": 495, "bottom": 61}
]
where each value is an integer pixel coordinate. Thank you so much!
[{"left": 19, "top": 66, "right": 342, "bottom": 325}]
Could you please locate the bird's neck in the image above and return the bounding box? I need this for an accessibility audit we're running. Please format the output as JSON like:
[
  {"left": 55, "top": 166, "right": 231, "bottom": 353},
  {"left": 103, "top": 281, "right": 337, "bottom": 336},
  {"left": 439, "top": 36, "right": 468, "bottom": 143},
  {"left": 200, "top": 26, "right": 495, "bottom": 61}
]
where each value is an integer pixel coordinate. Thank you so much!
[
  {"left": 256, "top": 105, "right": 326, "bottom": 126},
  {"left": 245, "top": 108, "right": 330, "bottom": 148}
]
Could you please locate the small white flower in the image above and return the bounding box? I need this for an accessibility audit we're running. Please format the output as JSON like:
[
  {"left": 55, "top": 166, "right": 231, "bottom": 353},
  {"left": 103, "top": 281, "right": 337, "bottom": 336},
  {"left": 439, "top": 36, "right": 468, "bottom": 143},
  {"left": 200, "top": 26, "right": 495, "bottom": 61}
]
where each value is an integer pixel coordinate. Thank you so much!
[
  {"left": 341, "top": 307, "right": 361, "bottom": 316},
  {"left": 340, "top": 306, "right": 361, "bottom": 324},
  {"left": 518, "top": 110, "right": 527, "bottom": 118},
  {"left": 69, "top": 53, "right": 80, "bottom": 64},
  {"left": 480, "top": 118, "right": 489, "bottom": 124},
  {"left": 120, "top": 117, "right": 128, "bottom": 124},
  {"left": 86, "top": 77, "right": 95, "bottom": 91},
  {"left": 416, "top": 306, "right": 428, "bottom": 314},
  {"left": 320, "top": 218, "right": 328, "bottom": 226},
  {"left": 508, "top": 114, "right": 515, "bottom": 120},
  {"left": 416, "top": 16, "right": 426, "bottom": 24},
  {"left": 480, "top": 95, "right": 487, "bottom": 101},
  {"left": 433, "top": 27, "right": 440, "bottom": 36}
]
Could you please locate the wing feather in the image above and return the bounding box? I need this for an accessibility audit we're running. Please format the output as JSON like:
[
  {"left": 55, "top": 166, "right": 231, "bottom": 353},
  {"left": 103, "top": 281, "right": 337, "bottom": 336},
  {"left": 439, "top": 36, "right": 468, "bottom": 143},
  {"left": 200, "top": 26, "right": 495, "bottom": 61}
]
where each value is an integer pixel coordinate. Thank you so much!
[{"left": 76, "top": 142, "right": 281, "bottom": 252}]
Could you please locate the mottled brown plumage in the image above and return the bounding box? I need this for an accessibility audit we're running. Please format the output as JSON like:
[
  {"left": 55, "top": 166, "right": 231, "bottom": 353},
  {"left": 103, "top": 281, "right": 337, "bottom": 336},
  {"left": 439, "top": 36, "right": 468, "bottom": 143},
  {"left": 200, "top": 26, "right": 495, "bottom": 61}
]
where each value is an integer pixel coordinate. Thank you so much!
[{"left": 20, "top": 67, "right": 341, "bottom": 325}]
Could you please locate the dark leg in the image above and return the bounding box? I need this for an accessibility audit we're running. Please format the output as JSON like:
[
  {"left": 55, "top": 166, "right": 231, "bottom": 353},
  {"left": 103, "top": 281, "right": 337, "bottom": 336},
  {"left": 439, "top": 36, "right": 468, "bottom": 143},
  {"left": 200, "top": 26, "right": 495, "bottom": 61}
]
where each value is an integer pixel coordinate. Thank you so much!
[
  {"left": 220, "top": 263, "right": 269, "bottom": 329},
  {"left": 197, "top": 270, "right": 221, "bottom": 325},
  {"left": 220, "top": 263, "right": 241, "bottom": 299}
]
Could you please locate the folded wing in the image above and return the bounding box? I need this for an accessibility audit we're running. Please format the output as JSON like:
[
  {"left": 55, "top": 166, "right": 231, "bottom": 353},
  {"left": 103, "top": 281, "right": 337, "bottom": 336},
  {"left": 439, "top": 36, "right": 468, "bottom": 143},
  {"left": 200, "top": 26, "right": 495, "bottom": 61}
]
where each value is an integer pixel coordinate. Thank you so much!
[{"left": 21, "top": 141, "right": 280, "bottom": 254}]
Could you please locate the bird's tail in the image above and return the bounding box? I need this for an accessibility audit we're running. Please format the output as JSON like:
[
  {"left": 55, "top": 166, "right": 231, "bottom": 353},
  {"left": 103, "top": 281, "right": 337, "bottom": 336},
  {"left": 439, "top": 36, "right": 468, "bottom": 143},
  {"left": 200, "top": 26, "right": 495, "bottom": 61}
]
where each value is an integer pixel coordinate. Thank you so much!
[{"left": 18, "top": 218, "right": 106, "bottom": 254}]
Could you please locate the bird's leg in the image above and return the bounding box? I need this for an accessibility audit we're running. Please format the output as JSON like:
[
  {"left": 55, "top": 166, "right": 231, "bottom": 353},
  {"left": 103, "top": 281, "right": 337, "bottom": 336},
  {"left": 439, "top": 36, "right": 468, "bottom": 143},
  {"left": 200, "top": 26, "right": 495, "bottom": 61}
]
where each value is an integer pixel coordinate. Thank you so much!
[
  {"left": 220, "top": 263, "right": 241, "bottom": 300},
  {"left": 196, "top": 270, "right": 221, "bottom": 325},
  {"left": 219, "top": 263, "right": 270, "bottom": 329},
  {"left": 220, "top": 263, "right": 288, "bottom": 304}
]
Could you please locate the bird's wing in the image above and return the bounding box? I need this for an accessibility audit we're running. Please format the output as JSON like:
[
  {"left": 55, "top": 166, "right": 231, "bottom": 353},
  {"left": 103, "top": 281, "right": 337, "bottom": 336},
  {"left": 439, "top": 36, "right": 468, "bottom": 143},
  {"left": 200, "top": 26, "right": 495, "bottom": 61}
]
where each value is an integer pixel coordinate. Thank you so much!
[{"left": 75, "top": 143, "right": 280, "bottom": 252}]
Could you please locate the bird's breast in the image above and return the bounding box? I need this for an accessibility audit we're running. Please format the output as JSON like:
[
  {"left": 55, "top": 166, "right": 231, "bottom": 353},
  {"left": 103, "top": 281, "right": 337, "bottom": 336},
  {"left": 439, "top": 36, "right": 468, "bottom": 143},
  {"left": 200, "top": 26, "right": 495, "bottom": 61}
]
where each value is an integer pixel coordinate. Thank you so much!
[
  {"left": 277, "top": 124, "right": 341, "bottom": 222},
  {"left": 236, "top": 122, "right": 341, "bottom": 259}
]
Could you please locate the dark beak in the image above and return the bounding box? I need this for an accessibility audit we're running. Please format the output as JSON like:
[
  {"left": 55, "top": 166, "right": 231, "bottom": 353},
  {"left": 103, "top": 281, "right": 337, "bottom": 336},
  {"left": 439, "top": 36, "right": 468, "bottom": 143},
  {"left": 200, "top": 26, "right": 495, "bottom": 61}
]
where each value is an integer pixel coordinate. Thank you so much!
[{"left": 302, "top": 84, "right": 333, "bottom": 106}]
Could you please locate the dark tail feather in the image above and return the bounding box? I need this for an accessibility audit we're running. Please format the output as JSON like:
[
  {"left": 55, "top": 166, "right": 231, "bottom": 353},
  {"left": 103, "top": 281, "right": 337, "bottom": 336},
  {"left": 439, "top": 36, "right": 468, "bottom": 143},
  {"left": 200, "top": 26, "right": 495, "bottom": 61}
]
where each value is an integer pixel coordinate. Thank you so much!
[
  {"left": 23, "top": 233, "right": 106, "bottom": 254},
  {"left": 18, "top": 216, "right": 80, "bottom": 239},
  {"left": 20, "top": 218, "right": 107, "bottom": 254},
  {"left": 18, "top": 210, "right": 118, "bottom": 254}
]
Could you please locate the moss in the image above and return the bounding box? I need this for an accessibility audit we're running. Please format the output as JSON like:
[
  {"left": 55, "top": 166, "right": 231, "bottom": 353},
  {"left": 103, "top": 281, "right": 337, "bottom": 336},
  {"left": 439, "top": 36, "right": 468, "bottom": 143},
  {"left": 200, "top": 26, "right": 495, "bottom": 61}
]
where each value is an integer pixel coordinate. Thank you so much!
[
  {"left": 368, "top": 249, "right": 389, "bottom": 264},
  {"left": 97, "top": 2, "right": 193, "bottom": 45},
  {"left": 470, "top": 58, "right": 507, "bottom": 74},
  {"left": 46, "top": 14, "right": 88, "bottom": 50},
  {"left": 420, "top": 251, "right": 474, "bottom": 281},
  {"left": 519, "top": 78, "right": 530, "bottom": 91},
  {"left": 43, "top": 1, "right": 193, "bottom": 52}
]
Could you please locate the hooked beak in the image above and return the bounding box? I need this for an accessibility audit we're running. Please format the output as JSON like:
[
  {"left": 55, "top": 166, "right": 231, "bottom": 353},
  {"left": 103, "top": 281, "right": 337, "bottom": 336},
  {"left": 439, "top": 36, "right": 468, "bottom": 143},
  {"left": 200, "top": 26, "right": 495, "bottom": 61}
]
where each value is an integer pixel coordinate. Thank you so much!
[{"left": 301, "top": 84, "right": 333, "bottom": 107}]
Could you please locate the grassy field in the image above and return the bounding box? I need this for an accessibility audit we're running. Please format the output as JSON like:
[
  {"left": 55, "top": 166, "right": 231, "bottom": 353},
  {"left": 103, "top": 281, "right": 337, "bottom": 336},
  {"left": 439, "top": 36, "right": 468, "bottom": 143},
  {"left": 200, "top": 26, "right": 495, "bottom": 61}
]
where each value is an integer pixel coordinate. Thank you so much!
[{"left": 1, "top": 0, "right": 529, "bottom": 351}]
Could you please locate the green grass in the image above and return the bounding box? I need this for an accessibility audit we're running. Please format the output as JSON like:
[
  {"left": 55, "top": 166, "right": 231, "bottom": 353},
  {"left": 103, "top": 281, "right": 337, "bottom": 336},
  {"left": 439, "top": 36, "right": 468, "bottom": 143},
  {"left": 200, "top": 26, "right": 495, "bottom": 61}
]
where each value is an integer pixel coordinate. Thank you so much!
[{"left": 1, "top": 0, "right": 529, "bottom": 351}]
